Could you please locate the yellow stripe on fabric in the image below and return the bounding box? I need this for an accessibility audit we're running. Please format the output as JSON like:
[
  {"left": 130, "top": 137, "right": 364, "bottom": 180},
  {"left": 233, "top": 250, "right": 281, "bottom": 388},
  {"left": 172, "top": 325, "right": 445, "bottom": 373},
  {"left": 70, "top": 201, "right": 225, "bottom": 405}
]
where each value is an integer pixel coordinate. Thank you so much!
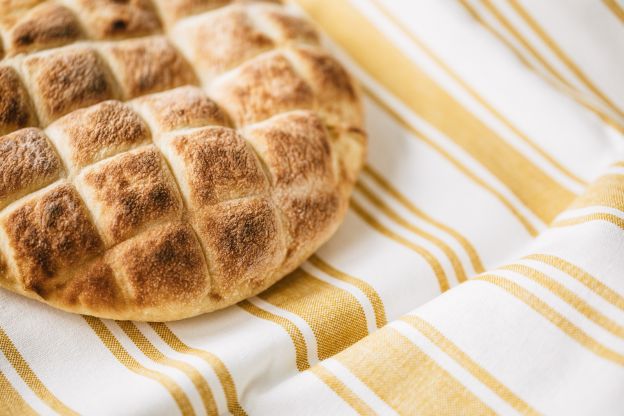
[
  {"left": 148, "top": 323, "right": 248, "bottom": 416},
  {"left": 570, "top": 174, "right": 624, "bottom": 211},
  {"left": 116, "top": 321, "right": 217, "bottom": 416},
  {"left": 475, "top": 0, "right": 576, "bottom": 91},
  {"left": 83, "top": 317, "right": 195, "bottom": 416},
  {"left": 458, "top": 0, "right": 546, "bottom": 69},
  {"left": 0, "top": 327, "right": 78, "bottom": 416},
  {"left": 604, "top": 0, "right": 624, "bottom": 23},
  {"left": 501, "top": 264, "right": 624, "bottom": 338},
  {"left": 294, "top": 0, "right": 574, "bottom": 222},
  {"left": 238, "top": 300, "right": 310, "bottom": 371},
  {"left": 506, "top": 0, "right": 624, "bottom": 118},
  {"left": 336, "top": 327, "right": 496, "bottom": 415},
  {"left": 258, "top": 269, "right": 369, "bottom": 360},
  {"left": 308, "top": 255, "right": 387, "bottom": 328},
  {"left": 350, "top": 198, "right": 451, "bottom": 292},
  {"left": 356, "top": 180, "right": 468, "bottom": 283},
  {"left": 551, "top": 213, "right": 624, "bottom": 231},
  {"left": 526, "top": 254, "right": 624, "bottom": 311},
  {"left": 364, "top": 87, "right": 538, "bottom": 237},
  {"left": 363, "top": 165, "right": 485, "bottom": 273},
  {"left": 0, "top": 371, "right": 37, "bottom": 416},
  {"left": 459, "top": 0, "right": 624, "bottom": 133},
  {"left": 476, "top": 275, "right": 624, "bottom": 365},
  {"left": 309, "top": 365, "right": 376, "bottom": 416},
  {"left": 402, "top": 316, "right": 539, "bottom": 416},
  {"left": 370, "top": 0, "right": 586, "bottom": 187}
]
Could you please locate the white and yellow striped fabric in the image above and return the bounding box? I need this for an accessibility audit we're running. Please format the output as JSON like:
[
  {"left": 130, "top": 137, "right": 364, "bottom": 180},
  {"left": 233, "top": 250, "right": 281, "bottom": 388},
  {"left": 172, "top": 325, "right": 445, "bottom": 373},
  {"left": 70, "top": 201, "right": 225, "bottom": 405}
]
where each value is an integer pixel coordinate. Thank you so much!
[{"left": 1, "top": 0, "right": 623, "bottom": 415}]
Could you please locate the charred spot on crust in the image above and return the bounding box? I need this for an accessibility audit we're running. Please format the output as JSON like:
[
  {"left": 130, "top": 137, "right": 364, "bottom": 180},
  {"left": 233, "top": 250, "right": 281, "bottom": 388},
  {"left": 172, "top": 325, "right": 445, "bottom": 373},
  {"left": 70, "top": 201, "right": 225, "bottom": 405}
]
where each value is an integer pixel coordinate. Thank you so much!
[
  {"left": 74, "top": 0, "right": 162, "bottom": 39},
  {"left": 197, "top": 196, "right": 285, "bottom": 293},
  {"left": 113, "top": 223, "right": 209, "bottom": 306},
  {"left": 9, "top": 3, "right": 83, "bottom": 55},
  {"left": 61, "top": 260, "right": 121, "bottom": 309},
  {"left": 2, "top": 183, "right": 103, "bottom": 295},
  {"left": 79, "top": 147, "right": 182, "bottom": 245}
]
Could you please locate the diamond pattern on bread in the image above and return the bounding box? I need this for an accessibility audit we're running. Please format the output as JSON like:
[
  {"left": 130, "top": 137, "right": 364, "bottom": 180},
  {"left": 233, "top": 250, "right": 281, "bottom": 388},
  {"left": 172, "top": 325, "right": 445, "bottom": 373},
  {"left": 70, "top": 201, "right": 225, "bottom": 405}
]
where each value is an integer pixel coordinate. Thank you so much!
[
  {"left": 195, "top": 196, "right": 286, "bottom": 296},
  {"left": 0, "top": 1, "right": 365, "bottom": 320},
  {"left": 68, "top": 0, "right": 162, "bottom": 40},
  {"left": 132, "top": 86, "right": 230, "bottom": 132},
  {"left": 109, "top": 222, "right": 210, "bottom": 313},
  {"left": 75, "top": 146, "right": 184, "bottom": 246},
  {"left": 210, "top": 51, "right": 315, "bottom": 126},
  {"left": 161, "top": 127, "right": 268, "bottom": 207},
  {"left": 244, "top": 111, "right": 335, "bottom": 189},
  {"left": 100, "top": 36, "right": 198, "bottom": 99},
  {"left": 22, "top": 47, "right": 117, "bottom": 124},
  {"left": 5, "top": 2, "right": 83, "bottom": 56},
  {"left": 171, "top": 5, "right": 274, "bottom": 85},
  {"left": 0, "top": 183, "right": 104, "bottom": 296},
  {"left": 46, "top": 100, "right": 151, "bottom": 172}
]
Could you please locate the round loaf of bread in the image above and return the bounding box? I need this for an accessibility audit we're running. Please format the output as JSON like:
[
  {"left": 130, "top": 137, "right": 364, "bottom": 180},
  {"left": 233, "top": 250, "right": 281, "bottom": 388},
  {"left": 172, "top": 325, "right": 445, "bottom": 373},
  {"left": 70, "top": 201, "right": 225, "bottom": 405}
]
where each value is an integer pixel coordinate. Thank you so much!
[{"left": 0, "top": 0, "right": 365, "bottom": 320}]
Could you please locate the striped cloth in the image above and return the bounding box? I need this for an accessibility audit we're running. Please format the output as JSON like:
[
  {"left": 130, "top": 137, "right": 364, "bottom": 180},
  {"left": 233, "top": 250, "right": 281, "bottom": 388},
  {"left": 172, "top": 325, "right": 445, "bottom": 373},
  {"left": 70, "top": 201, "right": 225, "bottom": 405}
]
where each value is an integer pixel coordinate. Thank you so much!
[{"left": 1, "top": 0, "right": 623, "bottom": 414}]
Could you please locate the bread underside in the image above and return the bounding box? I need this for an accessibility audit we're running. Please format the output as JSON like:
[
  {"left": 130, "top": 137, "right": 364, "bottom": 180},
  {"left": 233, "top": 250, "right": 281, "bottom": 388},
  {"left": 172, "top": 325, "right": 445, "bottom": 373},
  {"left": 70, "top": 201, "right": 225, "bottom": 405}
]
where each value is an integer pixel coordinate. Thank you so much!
[{"left": 0, "top": 0, "right": 366, "bottom": 321}]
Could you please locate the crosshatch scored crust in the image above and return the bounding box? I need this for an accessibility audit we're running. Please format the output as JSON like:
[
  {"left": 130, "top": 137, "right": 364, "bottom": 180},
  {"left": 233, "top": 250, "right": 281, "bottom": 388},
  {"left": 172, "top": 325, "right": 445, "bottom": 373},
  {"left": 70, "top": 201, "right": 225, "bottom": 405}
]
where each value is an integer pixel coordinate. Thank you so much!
[{"left": 0, "top": 0, "right": 366, "bottom": 321}]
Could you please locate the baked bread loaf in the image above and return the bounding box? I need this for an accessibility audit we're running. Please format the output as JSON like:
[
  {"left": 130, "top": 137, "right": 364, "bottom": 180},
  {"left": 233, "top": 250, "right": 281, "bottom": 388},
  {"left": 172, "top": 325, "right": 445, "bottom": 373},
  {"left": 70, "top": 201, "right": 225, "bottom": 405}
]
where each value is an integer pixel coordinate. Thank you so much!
[{"left": 0, "top": 0, "right": 366, "bottom": 320}]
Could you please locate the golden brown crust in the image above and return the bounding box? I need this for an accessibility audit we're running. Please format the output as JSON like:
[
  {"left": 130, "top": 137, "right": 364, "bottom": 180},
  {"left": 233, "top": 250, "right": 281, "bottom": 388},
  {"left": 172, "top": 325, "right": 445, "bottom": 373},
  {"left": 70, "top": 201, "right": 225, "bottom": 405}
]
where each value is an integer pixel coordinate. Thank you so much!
[
  {"left": 277, "top": 189, "right": 342, "bottom": 271},
  {"left": 172, "top": 5, "right": 274, "bottom": 84},
  {"left": 152, "top": 0, "right": 280, "bottom": 28},
  {"left": 1, "top": 183, "right": 104, "bottom": 296},
  {"left": 7, "top": 3, "right": 83, "bottom": 56},
  {"left": 195, "top": 196, "right": 285, "bottom": 296},
  {"left": 210, "top": 51, "right": 315, "bottom": 126},
  {"left": 153, "top": 0, "right": 232, "bottom": 28},
  {"left": 132, "top": 86, "right": 230, "bottom": 132},
  {"left": 102, "top": 36, "right": 198, "bottom": 99},
  {"left": 70, "top": 0, "right": 162, "bottom": 40},
  {"left": 0, "top": 128, "right": 63, "bottom": 209},
  {"left": 257, "top": 6, "right": 320, "bottom": 44},
  {"left": 110, "top": 222, "right": 209, "bottom": 309},
  {"left": 0, "top": 66, "right": 37, "bottom": 135},
  {"left": 0, "top": 1, "right": 366, "bottom": 321},
  {"left": 77, "top": 146, "right": 183, "bottom": 246},
  {"left": 332, "top": 126, "right": 367, "bottom": 184},
  {"left": 164, "top": 127, "right": 268, "bottom": 207},
  {"left": 244, "top": 111, "right": 334, "bottom": 188},
  {"left": 47, "top": 100, "right": 151, "bottom": 172},
  {"left": 57, "top": 260, "right": 122, "bottom": 310},
  {"left": 23, "top": 47, "right": 117, "bottom": 124},
  {"left": 289, "top": 46, "right": 363, "bottom": 129}
]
